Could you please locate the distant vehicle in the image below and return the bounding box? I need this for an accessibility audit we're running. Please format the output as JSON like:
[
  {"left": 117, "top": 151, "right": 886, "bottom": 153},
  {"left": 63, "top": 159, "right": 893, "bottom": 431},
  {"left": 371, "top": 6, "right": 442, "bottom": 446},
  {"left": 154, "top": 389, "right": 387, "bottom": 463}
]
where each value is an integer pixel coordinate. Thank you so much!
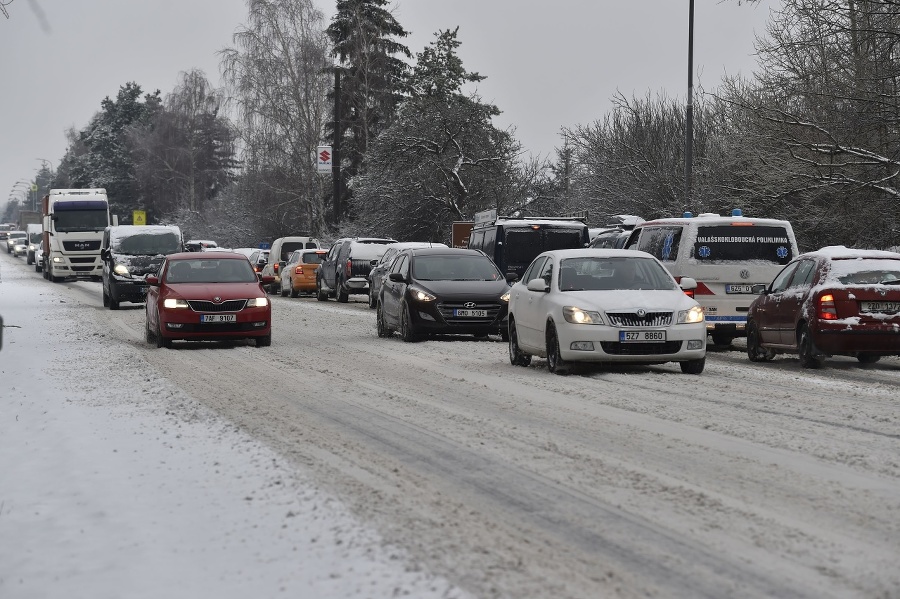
[
  {"left": 588, "top": 215, "right": 644, "bottom": 241},
  {"left": 184, "top": 239, "right": 218, "bottom": 252},
  {"left": 25, "top": 224, "right": 42, "bottom": 265},
  {"left": 317, "top": 237, "right": 397, "bottom": 302},
  {"left": 248, "top": 249, "right": 270, "bottom": 273},
  {"left": 589, "top": 228, "right": 630, "bottom": 249},
  {"left": 34, "top": 240, "right": 44, "bottom": 273},
  {"left": 367, "top": 241, "right": 448, "bottom": 308},
  {"left": 41, "top": 188, "right": 117, "bottom": 282},
  {"left": 5, "top": 230, "right": 25, "bottom": 254},
  {"left": 261, "top": 236, "right": 321, "bottom": 294},
  {"left": 12, "top": 237, "right": 28, "bottom": 257},
  {"left": 746, "top": 246, "right": 900, "bottom": 368},
  {"left": 100, "top": 225, "right": 183, "bottom": 309},
  {"left": 466, "top": 210, "right": 590, "bottom": 281},
  {"left": 376, "top": 247, "right": 513, "bottom": 341},
  {"left": 17, "top": 210, "right": 41, "bottom": 230},
  {"left": 507, "top": 249, "right": 706, "bottom": 374},
  {"left": 144, "top": 252, "right": 274, "bottom": 348},
  {"left": 280, "top": 249, "right": 327, "bottom": 297},
  {"left": 624, "top": 209, "right": 799, "bottom": 347}
]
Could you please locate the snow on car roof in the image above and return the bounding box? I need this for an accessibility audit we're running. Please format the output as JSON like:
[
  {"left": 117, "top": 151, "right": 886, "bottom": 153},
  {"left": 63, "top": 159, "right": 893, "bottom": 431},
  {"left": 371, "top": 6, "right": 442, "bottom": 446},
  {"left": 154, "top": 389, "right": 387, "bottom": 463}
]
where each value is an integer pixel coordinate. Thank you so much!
[
  {"left": 109, "top": 225, "right": 180, "bottom": 242},
  {"left": 802, "top": 245, "right": 900, "bottom": 260}
]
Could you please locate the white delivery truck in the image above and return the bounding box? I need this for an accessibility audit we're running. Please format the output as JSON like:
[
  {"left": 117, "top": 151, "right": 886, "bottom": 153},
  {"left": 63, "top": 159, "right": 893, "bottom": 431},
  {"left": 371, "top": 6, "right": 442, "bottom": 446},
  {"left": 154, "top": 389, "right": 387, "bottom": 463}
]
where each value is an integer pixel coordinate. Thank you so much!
[{"left": 41, "top": 189, "right": 117, "bottom": 282}]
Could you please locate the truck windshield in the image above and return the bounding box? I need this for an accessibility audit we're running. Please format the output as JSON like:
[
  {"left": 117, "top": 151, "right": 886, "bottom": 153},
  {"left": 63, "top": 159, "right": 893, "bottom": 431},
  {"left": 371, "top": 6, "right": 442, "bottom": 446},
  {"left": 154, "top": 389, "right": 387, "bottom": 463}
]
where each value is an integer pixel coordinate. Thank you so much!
[{"left": 54, "top": 209, "right": 109, "bottom": 233}]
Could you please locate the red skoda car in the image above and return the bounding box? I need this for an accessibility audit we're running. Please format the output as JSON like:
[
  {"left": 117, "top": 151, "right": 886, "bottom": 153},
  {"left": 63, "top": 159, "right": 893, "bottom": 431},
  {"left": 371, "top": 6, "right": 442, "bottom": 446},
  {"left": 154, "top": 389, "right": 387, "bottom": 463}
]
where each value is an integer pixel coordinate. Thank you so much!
[
  {"left": 746, "top": 246, "right": 900, "bottom": 367},
  {"left": 145, "top": 252, "right": 274, "bottom": 348}
]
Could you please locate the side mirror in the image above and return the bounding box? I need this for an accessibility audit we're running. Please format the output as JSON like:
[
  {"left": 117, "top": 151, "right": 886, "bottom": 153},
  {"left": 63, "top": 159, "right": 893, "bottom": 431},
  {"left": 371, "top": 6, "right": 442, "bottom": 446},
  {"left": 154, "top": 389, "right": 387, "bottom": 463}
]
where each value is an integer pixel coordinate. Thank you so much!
[
  {"left": 261, "top": 275, "right": 276, "bottom": 284},
  {"left": 505, "top": 272, "right": 518, "bottom": 283},
  {"left": 679, "top": 277, "right": 698, "bottom": 291},
  {"left": 526, "top": 278, "right": 549, "bottom": 292},
  {"left": 751, "top": 284, "right": 768, "bottom": 295},
  {"left": 146, "top": 275, "right": 159, "bottom": 286},
  {"left": 388, "top": 272, "right": 405, "bottom": 283},
  {"left": 101, "top": 248, "right": 110, "bottom": 260}
]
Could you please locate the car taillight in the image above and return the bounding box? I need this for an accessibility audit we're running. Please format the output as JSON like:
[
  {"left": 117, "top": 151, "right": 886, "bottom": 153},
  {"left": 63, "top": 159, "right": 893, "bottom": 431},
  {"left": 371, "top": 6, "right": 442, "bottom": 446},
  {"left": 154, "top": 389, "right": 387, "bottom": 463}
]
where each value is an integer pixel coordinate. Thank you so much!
[
  {"left": 295, "top": 266, "right": 304, "bottom": 275},
  {"left": 345, "top": 259, "right": 352, "bottom": 278},
  {"left": 274, "top": 263, "right": 279, "bottom": 273},
  {"left": 818, "top": 294, "right": 837, "bottom": 320}
]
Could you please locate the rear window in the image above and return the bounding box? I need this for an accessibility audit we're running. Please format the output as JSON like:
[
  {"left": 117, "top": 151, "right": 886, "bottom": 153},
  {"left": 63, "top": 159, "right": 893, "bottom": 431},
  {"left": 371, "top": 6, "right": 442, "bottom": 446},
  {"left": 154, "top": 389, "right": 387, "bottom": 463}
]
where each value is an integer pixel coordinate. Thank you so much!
[
  {"left": 279, "top": 242, "right": 304, "bottom": 261},
  {"left": 692, "top": 225, "right": 793, "bottom": 265},
  {"left": 827, "top": 258, "right": 900, "bottom": 285},
  {"left": 301, "top": 251, "right": 324, "bottom": 264}
]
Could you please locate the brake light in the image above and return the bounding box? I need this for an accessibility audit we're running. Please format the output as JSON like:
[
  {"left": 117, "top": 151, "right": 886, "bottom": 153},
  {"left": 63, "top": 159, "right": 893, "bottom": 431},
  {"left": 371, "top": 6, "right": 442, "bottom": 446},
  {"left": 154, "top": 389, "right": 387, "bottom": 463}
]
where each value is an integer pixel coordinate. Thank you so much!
[
  {"left": 345, "top": 259, "right": 352, "bottom": 278},
  {"left": 295, "top": 266, "right": 304, "bottom": 275},
  {"left": 818, "top": 294, "right": 837, "bottom": 320},
  {"left": 274, "top": 263, "right": 280, "bottom": 273}
]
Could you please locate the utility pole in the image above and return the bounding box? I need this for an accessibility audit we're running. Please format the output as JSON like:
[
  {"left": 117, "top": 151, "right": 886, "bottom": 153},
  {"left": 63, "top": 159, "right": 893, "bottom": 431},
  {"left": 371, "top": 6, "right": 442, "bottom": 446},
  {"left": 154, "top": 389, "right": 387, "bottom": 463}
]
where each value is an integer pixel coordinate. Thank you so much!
[
  {"left": 333, "top": 68, "right": 342, "bottom": 224},
  {"left": 685, "top": 0, "right": 695, "bottom": 211}
]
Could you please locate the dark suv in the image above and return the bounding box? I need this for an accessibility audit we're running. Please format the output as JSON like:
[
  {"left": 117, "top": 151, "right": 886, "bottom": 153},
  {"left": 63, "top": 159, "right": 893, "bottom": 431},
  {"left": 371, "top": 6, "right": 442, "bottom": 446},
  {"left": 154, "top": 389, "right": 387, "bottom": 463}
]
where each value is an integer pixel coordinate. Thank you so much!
[
  {"left": 316, "top": 237, "right": 397, "bottom": 302},
  {"left": 101, "top": 225, "right": 183, "bottom": 309}
]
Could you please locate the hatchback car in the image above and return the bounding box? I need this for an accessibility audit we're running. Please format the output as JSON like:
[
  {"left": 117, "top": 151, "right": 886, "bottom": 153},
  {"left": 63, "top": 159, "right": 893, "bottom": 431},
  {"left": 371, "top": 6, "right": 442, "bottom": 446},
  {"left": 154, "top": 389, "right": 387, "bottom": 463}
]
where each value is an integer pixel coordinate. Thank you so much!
[
  {"left": 280, "top": 249, "right": 327, "bottom": 297},
  {"left": 746, "top": 246, "right": 900, "bottom": 367},
  {"left": 367, "top": 241, "right": 449, "bottom": 308},
  {"left": 144, "top": 252, "right": 274, "bottom": 348},
  {"left": 5, "top": 231, "right": 26, "bottom": 254},
  {"left": 507, "top": 249, "right": 706, "bottom": 374},
  {"left": 376, "top": 247, "right": 514, "bottom": 341}
]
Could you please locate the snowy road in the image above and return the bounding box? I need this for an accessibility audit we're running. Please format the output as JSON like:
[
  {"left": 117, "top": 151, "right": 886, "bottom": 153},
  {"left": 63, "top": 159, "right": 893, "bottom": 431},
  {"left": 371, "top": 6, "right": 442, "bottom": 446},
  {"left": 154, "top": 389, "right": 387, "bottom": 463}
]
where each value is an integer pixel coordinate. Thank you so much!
[{"left": 2, "top": 252, "right": 899, "bottom": 598}]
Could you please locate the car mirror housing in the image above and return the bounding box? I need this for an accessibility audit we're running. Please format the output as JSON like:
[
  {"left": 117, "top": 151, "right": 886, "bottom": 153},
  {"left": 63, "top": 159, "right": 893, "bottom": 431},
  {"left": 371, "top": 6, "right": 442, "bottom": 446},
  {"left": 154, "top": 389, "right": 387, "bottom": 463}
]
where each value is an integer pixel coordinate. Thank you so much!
[
  {"left": 505, "top": 272, "right": 518, "bottom": 283},
  {"left": 751, "top": 283, "right": 768, "bottom": 294},
  {"left": 388, "top": 272, "right": 405, "bottom": 283},
  {"left": 146, "top": 275, "right": 159, "bottom": 286},
  {"left": 526, "top": 278, "right": 549, "bottom": 292},
  {"left": 679, "top": 277, "right": 698, "bottom": 290}
]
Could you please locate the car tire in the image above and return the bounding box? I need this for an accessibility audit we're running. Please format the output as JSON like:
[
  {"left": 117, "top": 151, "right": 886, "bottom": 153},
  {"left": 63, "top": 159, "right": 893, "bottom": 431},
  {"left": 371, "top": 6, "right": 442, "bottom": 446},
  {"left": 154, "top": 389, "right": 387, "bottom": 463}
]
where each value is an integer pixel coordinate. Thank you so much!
[
  {"left": 508, "top": 320, "right": 532, "bottom": 367},
  {"left": 857, "top": 353, "right": 881, "bottom": 364},
  {"left": 102, "top": 289, "right": 110, "bottom": 307},
  {"left": 35, "top": 261, "right": 42, "bottom": 273},
  {"left": 376, "top": 302, "right": 392, "bottom": 338},
  {"left": 546, "top": 322, "right": 569, "bottom": 375},
  {"left": 155, "top": 320, "right": 171, "bottom": 349},
  {"left": 797, "top": 324, "right": 823, "bottom": 369},
  {"left": 746, "top": 321, "right": 774, "bottom": 362},
  {"left": 280, "top": 281, "right": 289, "bottom": 297},
  {"left": 26, "top": 253, "right": 33, "bottom": 265},
  {"left": 336, "top": 280, "right": 349, "bottom": 303},
  {"left": 109, "top": 292, "right": 120, "bottom": 310},
  {"left": 255, "top": 334, "right": 272, "bottom": 348},
  {"left": 399, "top": 303, "right": 419, "bottom": 342},
  {"left": 711, "top": 333, "right": 734, "bottom": 347},
  {"left": 368, "top": 288, "right": 377, "bottom": 309},
  {"left": 290, "top": 286, "right": 300, "bottom": 298},
  {"left": 680, "top": 357, "right": 706, "bottom": 374},
  {"left": 316, "top": 278, "right": 328, "bottom": 301},
  {"left": 145, "top": 315, "right": 155, "bottom": 344}
]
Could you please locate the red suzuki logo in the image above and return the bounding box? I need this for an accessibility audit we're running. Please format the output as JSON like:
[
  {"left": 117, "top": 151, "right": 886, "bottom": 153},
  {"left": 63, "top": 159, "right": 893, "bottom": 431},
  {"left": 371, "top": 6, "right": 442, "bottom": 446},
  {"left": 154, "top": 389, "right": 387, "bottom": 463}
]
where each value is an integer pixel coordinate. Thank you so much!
[{"left": 319, "top": 149, "right": 331, "bottom": 162}]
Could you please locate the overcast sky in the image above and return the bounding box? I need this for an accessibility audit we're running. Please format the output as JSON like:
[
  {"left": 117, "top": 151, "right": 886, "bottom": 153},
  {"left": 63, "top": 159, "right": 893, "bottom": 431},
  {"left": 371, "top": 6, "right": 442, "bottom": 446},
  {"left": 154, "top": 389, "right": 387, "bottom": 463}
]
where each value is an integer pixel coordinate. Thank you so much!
[{"left": 0, "top": 0, "right": 777, "bottom": 217}]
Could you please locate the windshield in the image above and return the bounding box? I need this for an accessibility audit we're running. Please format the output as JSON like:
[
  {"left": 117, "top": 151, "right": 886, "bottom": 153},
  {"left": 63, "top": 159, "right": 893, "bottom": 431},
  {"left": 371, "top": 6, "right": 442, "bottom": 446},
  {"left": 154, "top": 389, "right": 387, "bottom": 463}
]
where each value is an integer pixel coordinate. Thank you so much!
[
  {"left": 112, "top": 232, "right": 182, "bottom": 256},
  {"left": 54, "top": 209, "right": 108, "bottom": 233},
  {"left": 413, "top": 255, "right": 503, "bottom": 281},
  {"left": 29, "top": 232, "right": 42, "bottom": 243},
  {"left": 558, "top": 257, "right": 677, "bottom": 291},
  {"left": 165, "top": 259, "right": 257, "bottom": 284}
]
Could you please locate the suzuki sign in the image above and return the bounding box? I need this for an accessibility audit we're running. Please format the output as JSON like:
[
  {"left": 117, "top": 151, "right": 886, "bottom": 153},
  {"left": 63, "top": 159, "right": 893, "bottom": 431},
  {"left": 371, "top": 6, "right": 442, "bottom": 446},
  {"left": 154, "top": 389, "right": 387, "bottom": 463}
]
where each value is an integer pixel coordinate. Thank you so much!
[{"left": 316, "top": 146, "right": 333, "bottom": 174}]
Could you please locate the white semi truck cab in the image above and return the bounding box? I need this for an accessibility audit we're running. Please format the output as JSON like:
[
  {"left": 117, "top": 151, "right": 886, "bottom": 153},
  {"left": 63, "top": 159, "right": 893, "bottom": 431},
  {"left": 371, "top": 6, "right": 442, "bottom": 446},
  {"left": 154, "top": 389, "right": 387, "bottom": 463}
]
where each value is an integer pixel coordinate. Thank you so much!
[{"left": 42, "top": 188, "right": 117, "bottom": 282}]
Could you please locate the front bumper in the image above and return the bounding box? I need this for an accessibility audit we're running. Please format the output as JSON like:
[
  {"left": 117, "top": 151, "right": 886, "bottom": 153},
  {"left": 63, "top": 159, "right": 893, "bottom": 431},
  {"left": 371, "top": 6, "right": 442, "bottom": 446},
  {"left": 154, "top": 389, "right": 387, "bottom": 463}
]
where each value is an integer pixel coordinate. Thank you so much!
[{"left": 556, "top": 321, "right": 707, "bottom": 363}]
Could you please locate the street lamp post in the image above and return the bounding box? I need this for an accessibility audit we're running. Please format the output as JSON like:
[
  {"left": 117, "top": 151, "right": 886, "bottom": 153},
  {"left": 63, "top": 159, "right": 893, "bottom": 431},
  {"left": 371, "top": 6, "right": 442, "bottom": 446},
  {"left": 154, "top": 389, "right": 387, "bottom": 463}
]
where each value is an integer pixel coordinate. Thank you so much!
[{"left": 685, "top": 0, "right": 695, "bottom": 210}]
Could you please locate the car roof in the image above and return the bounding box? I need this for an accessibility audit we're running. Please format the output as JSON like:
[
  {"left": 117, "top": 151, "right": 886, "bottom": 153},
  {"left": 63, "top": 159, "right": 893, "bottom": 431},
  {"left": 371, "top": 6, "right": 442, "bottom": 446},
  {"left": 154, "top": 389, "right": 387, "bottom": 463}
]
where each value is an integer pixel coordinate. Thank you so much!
[
  {"left": 406, "top": 247, "right": 486, "bottom": 257},
  {"left": 538, "top": 248, "right": 655, "bottom": 260},
  {"left": 384, "top": 241, "right": 449, "bottom": 249},
  {"left": 799, "top": 246, "right": 900, "bottom": 261},
  {"left": 167, "top": 251, "right": 248, "bottom": 261}
]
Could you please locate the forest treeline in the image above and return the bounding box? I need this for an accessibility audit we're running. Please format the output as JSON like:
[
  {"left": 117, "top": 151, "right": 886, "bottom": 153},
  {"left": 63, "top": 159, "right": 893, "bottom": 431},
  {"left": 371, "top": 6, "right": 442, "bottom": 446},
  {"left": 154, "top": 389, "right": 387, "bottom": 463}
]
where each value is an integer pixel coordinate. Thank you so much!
[{"left": 11, "top": 0, "right": 900, "bottom": 251}]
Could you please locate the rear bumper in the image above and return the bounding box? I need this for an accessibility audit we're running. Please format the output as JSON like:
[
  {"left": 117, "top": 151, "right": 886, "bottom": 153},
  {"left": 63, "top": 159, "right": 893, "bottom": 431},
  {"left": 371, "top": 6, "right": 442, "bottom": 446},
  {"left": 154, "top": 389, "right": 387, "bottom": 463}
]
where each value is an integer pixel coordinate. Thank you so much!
[{"left": 814, "top": 324, "right": 900, "bottom": 354}]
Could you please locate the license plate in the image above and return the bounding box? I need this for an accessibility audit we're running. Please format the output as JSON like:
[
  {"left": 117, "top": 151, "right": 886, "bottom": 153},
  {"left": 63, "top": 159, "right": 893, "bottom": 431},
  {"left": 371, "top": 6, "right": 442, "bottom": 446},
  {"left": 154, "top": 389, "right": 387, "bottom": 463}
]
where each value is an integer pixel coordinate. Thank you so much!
[
  {"left": 860, "top": 301, "right": 900, "bottom": 313},
  {"left": 726, "top": 284, "right": 756, "bottom": 294},
  {"left": 620, "top": 330, "right": 667, "bottom": 343},
  {"left": 139, "top": 287, "right": 148, "bottom": 294},
  {"left": 200, "top": 314, "right": 236, "bottom": 323},
  {"left": 454, "top": 309, "right": 487, "bottom": 317}
]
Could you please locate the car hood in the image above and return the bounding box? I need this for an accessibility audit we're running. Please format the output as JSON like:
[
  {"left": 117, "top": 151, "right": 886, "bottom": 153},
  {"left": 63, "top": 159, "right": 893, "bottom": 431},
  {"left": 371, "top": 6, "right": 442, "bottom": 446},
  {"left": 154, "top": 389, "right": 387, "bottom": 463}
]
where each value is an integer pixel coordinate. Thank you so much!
[
  {"left": 417, "top": 279, "right": 510, "bottom": 300},
  {"left": 117, "top": 255, "right": 168, "bottom": 277},
  {"left": 554, "top": 289, "right": 698, "bottom": 313},
  {"left": 166, "top": 282, "right": 267, "bottom": 300}
]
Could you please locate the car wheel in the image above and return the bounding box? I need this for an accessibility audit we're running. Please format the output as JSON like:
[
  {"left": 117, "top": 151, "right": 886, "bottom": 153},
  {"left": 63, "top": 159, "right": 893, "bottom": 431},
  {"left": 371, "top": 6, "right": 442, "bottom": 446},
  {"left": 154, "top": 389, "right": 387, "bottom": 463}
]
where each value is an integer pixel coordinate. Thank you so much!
[
  {"left": 368, "top": 288, "right": 377, "bottom": 309},
  {"left": 508, "top": 320, "right": 532, "bottom": 367},
  {"left": 145, "top": 314, "right": 155, "bottom": 344},
  {"left": 255, "top": 334, "right": 272, "bottom": 348},
  {"left": 746, "top": 321, "right": 774, "bottom": 362},
  {"left": 545, "top": 322, "right": 569, "bottom": 375},
  {"left": 399, "top": 303, "right": 419, "bottom": 342},
  {"left": 35, "top": 261, "right": 42, "bottom": 273},
  {"left": 280, "top": 281, "right": 289, "bottom": 297},
  {"left": 376, "top": 302, "right": 392, "bottom": 338},
  {"left": 711, "top": 333, "right": 734, "bottom": 347},
  {"left": 269, "top": 281, "right": 280, "bottom": 295},
  {"left": 109, "top": 293, "right": 120, "bottom": 310},
  {"left": 155, "top": 319, "right": 171, "bottom": 349},
  {"left": 102, "top": 289, "right": 110, "bottom": 307},
  {"left": 337, "top": 280, "right": 349, "bottom": 303},
  {"left": 26, "top": 254, "right": 33, "bottom": 265},
  {"left": 316, "top": 278, "right": 328, "bottom": 301},
  {"left": 680, "top": 357, "right": 706, "bottom": 374},
  {"left": 290, "top": 285, "right": 300, "bottom": 298},
  {"left": 857, "top": 353, "right": 881, "bottom": 364},
  {"left": 797, "top": 324, "right": 823, "bottom": 368}
]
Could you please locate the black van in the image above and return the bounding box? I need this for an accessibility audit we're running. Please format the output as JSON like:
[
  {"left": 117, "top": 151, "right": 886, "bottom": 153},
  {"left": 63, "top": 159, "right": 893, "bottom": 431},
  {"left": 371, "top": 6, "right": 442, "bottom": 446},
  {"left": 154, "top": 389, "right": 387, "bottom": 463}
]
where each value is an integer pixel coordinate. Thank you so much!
[
  {"left": 101, "top": 225, "right": 183, "bottom": 309},
  {"left": 467, "top": 212, "right": 590, "bottom": 280}
]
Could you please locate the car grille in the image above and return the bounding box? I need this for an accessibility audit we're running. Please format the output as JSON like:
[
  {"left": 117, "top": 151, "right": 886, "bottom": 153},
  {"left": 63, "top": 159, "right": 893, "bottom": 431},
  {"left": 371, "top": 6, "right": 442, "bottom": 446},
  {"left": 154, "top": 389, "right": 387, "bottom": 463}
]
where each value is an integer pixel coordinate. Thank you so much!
[
  {"left": 187, "top": 299, "right": 247, "bottom": 312},
  {"left": 438, "top": 301, "right": 503, "bottom": 323},
  {"left": 606, "top": 311, "right": 672, "bottom": 327},
  {"left": 600, "top": 341, "right": 684, "bottom": 355}
]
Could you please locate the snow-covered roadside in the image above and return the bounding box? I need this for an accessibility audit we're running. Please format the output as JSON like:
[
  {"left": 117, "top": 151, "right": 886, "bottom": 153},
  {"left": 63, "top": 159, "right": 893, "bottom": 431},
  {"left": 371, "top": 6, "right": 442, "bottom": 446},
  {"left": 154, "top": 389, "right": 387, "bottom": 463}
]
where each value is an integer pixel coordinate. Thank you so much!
[{"left": 0, "top": 257, "right": 469, "bottom": 599}]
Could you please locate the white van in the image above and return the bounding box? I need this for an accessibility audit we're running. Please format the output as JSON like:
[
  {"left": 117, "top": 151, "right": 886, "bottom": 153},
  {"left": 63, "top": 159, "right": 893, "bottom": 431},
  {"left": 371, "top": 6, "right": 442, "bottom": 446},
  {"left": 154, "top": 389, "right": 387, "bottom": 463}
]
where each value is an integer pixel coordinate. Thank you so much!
[
  {"left": 261, "top": 236, "right": 321, "bottom": 294},
  {"left": 624, "top": 210, "right": 799, "bottom": 346}
]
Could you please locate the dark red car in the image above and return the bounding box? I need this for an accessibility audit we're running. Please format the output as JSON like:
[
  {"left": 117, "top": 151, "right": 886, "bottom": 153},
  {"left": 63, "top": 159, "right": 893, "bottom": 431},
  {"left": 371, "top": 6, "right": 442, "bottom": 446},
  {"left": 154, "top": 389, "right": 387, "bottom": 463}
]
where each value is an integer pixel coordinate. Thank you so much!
[
  {"left": 144, "top": 252, "right": 274, "bottom": 348},
  {"left": 746, "top": 246, "right": 900, "bottom": 367}
]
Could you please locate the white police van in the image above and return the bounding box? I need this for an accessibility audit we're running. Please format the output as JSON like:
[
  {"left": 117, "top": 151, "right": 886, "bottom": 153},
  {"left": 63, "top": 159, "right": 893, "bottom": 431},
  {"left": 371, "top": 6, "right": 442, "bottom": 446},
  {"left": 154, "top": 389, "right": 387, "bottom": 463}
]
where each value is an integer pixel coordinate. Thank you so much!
[{"left": 624, "top": 209, "right": 799, "bottom": 346}]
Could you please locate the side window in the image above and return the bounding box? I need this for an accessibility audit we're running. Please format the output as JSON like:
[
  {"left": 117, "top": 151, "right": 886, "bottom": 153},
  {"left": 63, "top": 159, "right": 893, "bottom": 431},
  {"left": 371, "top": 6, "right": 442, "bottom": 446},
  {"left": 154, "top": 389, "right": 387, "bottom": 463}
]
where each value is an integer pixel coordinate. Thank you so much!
[
  {"left": 390, "top": 254, "right": 407, "bottom": 275},
  {"left": 770, "top": 263, "right": 800, "bottom": 293},
  {"left": 469, "top": 230, "right": 485, "bottom": 251},
  {"left": 398, "top": 255, "right": 410, "bottom": 278},
  {"left": 636, "top": 226, "right": 682, "bottom": 261},
  {"left": 788, "top": 260, "right": 816, "bottom": 289},
  {"left": 538, "top": 257, "right": 554, "bottom": 283},
  {"left": 521, "top": 256, "right": 547, "bottom": 284},
  {"left": 482, "top": 228, "right": 497, "bottom": 257}
]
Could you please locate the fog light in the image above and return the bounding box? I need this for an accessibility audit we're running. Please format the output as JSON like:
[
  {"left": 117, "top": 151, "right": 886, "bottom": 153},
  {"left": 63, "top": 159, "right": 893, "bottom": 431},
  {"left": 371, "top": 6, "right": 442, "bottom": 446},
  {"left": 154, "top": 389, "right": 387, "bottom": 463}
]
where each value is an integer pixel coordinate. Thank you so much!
[
  {"left": 570, "top": 341, "right": 594, "bottom": 351},
  {"left": 418, "top": 312, "right": 435, "bottom": 321},
  {"left": 687, "top": 339, "right": 704, "bottom": 350},
  {"left": 166, "top": 323, "right": 184, "bottom": 329},
  {"left": 252, "top": 321, "right": 267, "bottom": 328}
]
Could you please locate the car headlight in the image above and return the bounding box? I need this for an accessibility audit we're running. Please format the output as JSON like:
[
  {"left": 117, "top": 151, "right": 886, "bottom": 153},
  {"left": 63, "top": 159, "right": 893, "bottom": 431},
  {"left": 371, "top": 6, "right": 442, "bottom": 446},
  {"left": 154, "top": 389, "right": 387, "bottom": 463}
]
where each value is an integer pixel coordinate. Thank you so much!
[
  {"left": 500, "top": 290, "right": 511, "bottom": 302},
  {"left": 677, "top": 306, "right": 705, "bottom": 324},
  {"left": 563, "top": 305, "right": 604, "bottom": 325},
  {"left": 113, "top": 264, "right": 131, "bottom": 277},
  {"left": 163, "top": 298, "right": 190, "bottom": 309},
  {"left": 247, "top": 297, "right": 269, "bottom": 307},
  {"left": 409, "top": 286, "right": 436, "bottom": 302}
]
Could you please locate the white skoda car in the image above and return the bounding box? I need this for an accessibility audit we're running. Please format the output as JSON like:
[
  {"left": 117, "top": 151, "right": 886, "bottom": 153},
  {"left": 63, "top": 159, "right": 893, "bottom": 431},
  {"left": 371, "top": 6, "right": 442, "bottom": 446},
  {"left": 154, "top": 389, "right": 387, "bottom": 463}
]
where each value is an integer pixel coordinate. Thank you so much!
[{"left": 507, "top": 249, "right": 707, "bottom": 374}]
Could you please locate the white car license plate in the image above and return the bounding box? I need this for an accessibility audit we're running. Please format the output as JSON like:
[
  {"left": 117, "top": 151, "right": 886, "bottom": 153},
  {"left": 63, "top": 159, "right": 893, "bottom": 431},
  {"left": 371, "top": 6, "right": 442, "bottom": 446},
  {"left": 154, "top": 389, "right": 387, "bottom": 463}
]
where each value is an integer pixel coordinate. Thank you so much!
[
  {"left": 620, "top": 330, "right": 667, "bottom": 343},
  {"left": 860, "top": 301, "right": 900, "bottom": 313},
  {"left": 201, "top": 314, "right": 236, "bottom": 323},
  {"left": 726, "top": 284, "right": 756, "bottom": 294},
  {"left": 454, "top": 309, "right": 487, "bottom": 317}
]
